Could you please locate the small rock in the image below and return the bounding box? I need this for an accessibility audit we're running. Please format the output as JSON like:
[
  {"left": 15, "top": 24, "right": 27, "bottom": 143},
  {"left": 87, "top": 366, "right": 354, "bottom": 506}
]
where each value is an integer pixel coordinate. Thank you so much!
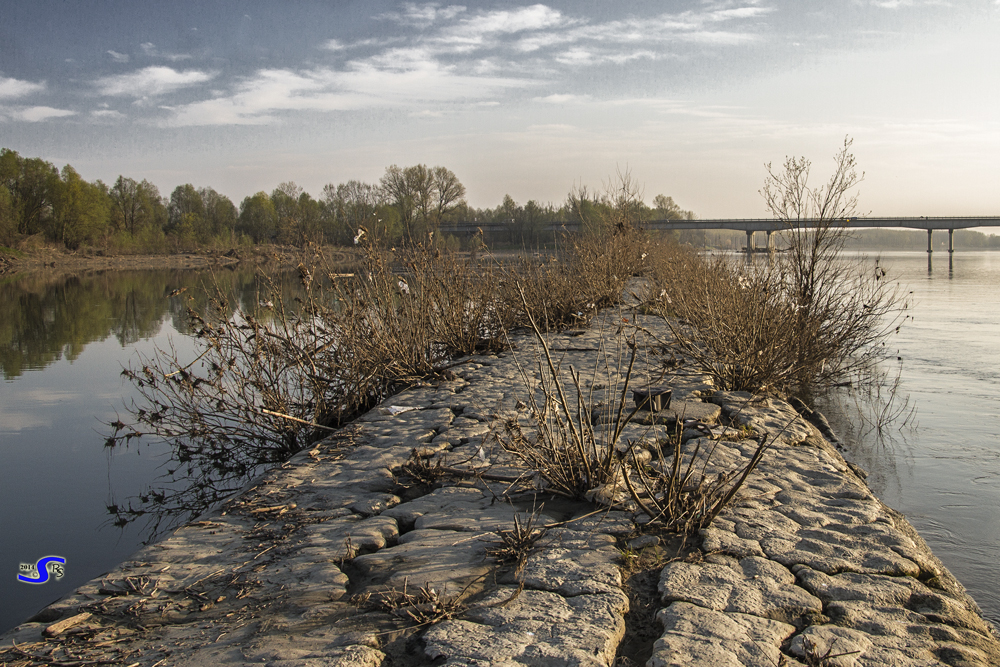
[{"left": 627, "top": 534, "right": 660, "bottom": 550}]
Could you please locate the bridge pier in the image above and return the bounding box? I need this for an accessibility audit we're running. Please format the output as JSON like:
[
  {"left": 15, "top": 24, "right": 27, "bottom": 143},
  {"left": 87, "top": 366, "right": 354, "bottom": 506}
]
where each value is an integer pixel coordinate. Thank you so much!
[
  {"left": 746, "top": 230, "right": 754, "bottom": 255},
  {"left": 766, "top": 230, "right": 775, "bottom": 253},
  {"left": 949, "top": 228, "right": 954, "bottom": 253},
  {"left": 927, "top": 229, "right": 933, "bottom": 254}
]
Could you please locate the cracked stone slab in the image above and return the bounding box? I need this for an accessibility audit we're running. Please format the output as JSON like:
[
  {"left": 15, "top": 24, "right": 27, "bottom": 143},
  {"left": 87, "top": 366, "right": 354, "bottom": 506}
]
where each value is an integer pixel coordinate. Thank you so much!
[
  {"left": 712, "top": 392, "right": 814, "bottom": 444},
  {"left": 424, "top": 586, "right": 628, "bottom": 666},
  {"left": 658, "top": 556, "right": 822, "bottom": 623},
  {"left": 821, "top": 600, "right": 1000, "bottom": 666},
  {"left": 630, "top": 399, "right": 722, "bottom": 427},
  {"left": 506, "top": 528, "right": 622, "bottom": 597},
  {"left": 350, "top": 528, "right": 493, "bottom": 595},
  {"left": 795, "top": 567, "right": 996, "bottom": 638},
  {"left": 650, "top": 601, "right": 796, "bottom": 667},
  {"left": 381, "top": 486, "right": 558, "bottom": 533},
  {"left": 299, "top": 514, "right": 399, "bottom": 559}
]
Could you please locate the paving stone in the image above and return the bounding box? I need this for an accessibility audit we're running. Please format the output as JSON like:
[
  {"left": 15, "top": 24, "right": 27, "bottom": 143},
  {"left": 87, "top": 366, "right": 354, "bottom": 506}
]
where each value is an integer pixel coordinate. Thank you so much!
[
  {"left": 712, "top": 392, "right": 814, "bottom": 445},
  {"left": 6, "top": 311, "right": 1000, "bottom": 667},
  {"left": 350, "top": 528, "right": 493, "bottom": 594},
  {"left": 300, "top": 514, "right": 399, "bottom": 559},
  {"left": 650, "top": 601, "right": 796, "bottom": 667},
  {"left": 659, "top": 556, "right": 822, "bottom": 622},
  {"left": 510, "top": 528, "right": 622, "bottom": 597},
  {"left": 424, "top": 586, "right": 627, "bottom": 666}
]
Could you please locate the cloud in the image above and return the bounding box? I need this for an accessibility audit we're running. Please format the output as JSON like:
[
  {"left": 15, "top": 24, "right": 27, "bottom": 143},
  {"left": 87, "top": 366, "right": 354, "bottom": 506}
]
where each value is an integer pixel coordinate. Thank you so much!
[
  {"left": 536, "top": 93, "right": 591, "bottom": 103},
  {"left": 118, "top": 4, "right": 774, "bottom": 126},
  {"left": 512, "top": 6, "right": 770, "bottom": 61},
  {"left": 91, "top": 109, "right": 125, "bottom": 119},
  {"left": 0, "top": 76, "right": 45, "bottom": 99},
  {"left": 140, "top": 42, "right": 193, "bottom": 62},
  {"left": 107, "top": 50, "right": 130, "bottom": 63},
  {"left": 95, "top": 66, "right": 214, "bottom": 97},
  {"left": 456, "top": 5, "right": 565, "bottom": 35},
  {"left": 380, "top": 3, "right": 467, "bottom": 29},
  {"left": 161, "top": 60, "right": 531, "bottom": 126},
  {"left": 9, "top": 106, "right": 76, "bottom": 122}
]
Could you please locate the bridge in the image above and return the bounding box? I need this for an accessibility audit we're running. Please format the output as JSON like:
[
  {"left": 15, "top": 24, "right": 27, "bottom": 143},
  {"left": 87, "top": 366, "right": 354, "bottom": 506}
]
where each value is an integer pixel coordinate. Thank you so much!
[
  {"left": 440, "top": 216, "right": 1000, "bottom": 253},
  {"left": 643, "top": 217, "right": 1000, "bottom": 253}
]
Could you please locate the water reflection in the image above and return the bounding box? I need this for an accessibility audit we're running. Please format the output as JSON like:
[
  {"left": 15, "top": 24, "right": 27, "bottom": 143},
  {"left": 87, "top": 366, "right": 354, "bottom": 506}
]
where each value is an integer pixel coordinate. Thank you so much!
[
  {"left": 0, "top": 267, "right": 273, "bottom": 379},
  {"left": 0, "top": 265, "right": 301, "bottom": 634}
]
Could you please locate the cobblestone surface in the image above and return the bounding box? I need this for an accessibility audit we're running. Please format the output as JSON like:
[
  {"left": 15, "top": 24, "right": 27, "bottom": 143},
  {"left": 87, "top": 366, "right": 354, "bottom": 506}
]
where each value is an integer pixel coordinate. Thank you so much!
[{"left": 3, "top": 312, "right": 998, "bottom": 666}]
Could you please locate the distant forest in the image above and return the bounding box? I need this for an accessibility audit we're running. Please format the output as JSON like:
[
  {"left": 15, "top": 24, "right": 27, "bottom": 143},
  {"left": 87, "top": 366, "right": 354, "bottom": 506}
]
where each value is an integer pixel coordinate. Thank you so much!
[
  {"left": 0, "top": 148, "right": 697, "bottom": 253},
  {"left": 3, "top": 147, "right": 996, "bottom": 254}
]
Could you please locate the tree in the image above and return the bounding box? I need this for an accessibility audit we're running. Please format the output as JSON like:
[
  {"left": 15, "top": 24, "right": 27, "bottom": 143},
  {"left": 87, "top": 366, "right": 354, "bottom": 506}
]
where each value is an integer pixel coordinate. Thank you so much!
[
  {"left": 270, "top": 182, "right": 304, "bottom": 245},
  {"left": 761, "top": 136, "right": 863, "bottom": 309},
  {"left": 760, "top": 136, "right": 900, "bottom": 394},
  {"left": 237, "top": 192, "right": 278, "bottom": 242},
  {"left": 199, "top": 187, "right": 237, "bottom": 239},
  {"left": 48, "top": 165, "right": 110, "bottom": 248},
  {"left": 168, "top": 184, "right": 206, "bottom": 241},
  {"left": 110, "top": 176, "right": 142, "bottom": 234},
  {"left": 653, "top": 194, "right": 683, "bottom": 220},
  {"left": 380, "top": 164, "right": 465, "bottom": 245},
  {"left": 321, "top": 179, "right": 384, "bottom": 244},
  {"left": 0, "top": 183, "right": 15, "bottom": 245},
  {"left": 0, "top": 149, "right": 59, "bottom": 236},
  {"left": 431, "top": 166, "right": 466, "bottom": 226}
]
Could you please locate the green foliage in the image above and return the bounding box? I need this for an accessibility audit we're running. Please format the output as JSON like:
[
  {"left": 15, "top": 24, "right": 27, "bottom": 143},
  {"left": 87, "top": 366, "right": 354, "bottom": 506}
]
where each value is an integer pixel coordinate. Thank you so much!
[
  {"left": 237, "top": 191, "right": 278, "bottom": 242},
  {"left": 0, "top": 147, "right": 705, "bottom": 258},
  {"left": 49, "top": 165, "right": 110, "bottom": 249},
  {"left": 0, "top": 184, "right": 16, "bottom": 246}
]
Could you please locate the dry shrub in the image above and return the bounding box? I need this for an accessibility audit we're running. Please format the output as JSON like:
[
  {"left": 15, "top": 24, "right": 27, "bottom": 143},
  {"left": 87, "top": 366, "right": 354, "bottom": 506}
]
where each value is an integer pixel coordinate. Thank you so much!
[
  {"left": 326, "top": 239, "right": 516, "bottom": 411},
  {"left": 354, "top": 581, "right": 466, "bottom": 626},
  {"left": 649, "top": 249, "right": 902, "bottom": 398},
  {"left": 653, "top": 257, "right": 804, "bottom": 393},
  {"left": 107, "top": 235, "right": 517, "bottom": 534},
  {"left": 622, "top": 427, "right": 771, "bottom": 534},
  {"left": 509, "top": 230, "right": 649, "bottom": 331},
  {"left": 485, "top": 503, "right": 547, "bottom": 577},
  {"left": 493, "top": 309, "right": 772, "bottom": 534},
  {"left": 493, "top": 292, "right": 649, "bottom": 500}
]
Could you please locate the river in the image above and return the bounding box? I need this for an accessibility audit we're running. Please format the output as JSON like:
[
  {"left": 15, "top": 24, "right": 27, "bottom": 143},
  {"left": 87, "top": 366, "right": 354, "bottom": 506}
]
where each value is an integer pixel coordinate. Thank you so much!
[
  {"left": 1, "top": 251, "right": 998, "bottom": 633},
  {"left": 823, "top": 250, "right": 1000, "bottom": 627}
]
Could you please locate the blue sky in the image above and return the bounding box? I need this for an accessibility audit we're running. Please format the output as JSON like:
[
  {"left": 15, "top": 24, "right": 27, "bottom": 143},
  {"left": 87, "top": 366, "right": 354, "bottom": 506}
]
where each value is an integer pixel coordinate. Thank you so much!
[{"left": 1, "top": 1, "right": 999, "bottom": 217}]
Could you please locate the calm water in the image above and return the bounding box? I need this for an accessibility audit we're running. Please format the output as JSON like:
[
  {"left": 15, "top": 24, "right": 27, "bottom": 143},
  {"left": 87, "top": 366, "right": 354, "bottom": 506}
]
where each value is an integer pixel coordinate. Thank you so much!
[
  {"left": 1, "top": 253, "right": 999, "bottom": 633},
  {"left": 824, "top": 251, "right": 1000, "bottom": 627},
  {"left": 0, "top": 268, "right": 274, "bottom": 634}
]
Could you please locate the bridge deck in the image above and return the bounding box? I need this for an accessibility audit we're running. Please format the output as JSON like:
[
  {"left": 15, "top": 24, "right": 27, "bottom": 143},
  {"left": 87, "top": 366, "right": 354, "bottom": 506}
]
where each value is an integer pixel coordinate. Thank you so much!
[{"left": 440, "top": 216, "right": 1000, "bottom": 235}]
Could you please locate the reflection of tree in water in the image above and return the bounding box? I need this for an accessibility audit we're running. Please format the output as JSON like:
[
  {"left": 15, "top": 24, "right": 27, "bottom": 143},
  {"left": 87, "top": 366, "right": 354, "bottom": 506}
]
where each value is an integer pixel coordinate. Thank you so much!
[
  {"left": 0, "top": 267, "right": 277, "bottom": 379},
  {"left": 105, "top": 269, "right": 328, "bottom": 542}
]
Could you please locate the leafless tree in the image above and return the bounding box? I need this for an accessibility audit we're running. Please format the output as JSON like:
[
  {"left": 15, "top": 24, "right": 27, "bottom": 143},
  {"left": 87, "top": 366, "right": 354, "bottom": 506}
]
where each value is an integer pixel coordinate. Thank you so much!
[{"left": 760, "top": 136, "right": 904, "bottom": 395}]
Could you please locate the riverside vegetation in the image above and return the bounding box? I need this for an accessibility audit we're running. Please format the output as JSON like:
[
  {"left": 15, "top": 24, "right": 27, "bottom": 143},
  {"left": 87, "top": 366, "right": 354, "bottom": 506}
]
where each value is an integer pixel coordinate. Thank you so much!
[
  {"left": 0, "top": 148, "right": 698, "bottom": 259},
  {"left": 105, "top": 141, "right": 906, "bottom": 543}
]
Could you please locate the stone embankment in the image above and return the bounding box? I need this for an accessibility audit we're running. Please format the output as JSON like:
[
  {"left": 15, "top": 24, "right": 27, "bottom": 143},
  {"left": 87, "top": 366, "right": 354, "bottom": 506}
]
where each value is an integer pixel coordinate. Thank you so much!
[{"left": 3, "top": 312, "right": 999, "bottom": 666}]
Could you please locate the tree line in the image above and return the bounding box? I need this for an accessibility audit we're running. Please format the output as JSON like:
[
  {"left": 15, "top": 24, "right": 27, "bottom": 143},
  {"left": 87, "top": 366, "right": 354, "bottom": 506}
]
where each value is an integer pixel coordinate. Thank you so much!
[{"left": 0, "top": 148, "right": 697, "bottom": 253}]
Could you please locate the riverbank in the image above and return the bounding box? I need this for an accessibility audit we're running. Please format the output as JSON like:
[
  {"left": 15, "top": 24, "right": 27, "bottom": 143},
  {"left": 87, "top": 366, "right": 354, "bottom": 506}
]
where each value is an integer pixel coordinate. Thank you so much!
[
  {"left": 3, "top": 309, "right": 998, "bottom": 666},
  {"left": 0, "top": 244, "right": 361, "bottom": 276}
]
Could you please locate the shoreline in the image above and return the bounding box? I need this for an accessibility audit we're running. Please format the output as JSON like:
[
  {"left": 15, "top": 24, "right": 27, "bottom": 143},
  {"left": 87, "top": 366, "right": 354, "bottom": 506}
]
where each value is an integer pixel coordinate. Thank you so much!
[
  {"left": 3, "top": 310, "right": 998, "bottom": 666},
  {"left": 0, "top": 245, "right": 362, "bottom": 277}
]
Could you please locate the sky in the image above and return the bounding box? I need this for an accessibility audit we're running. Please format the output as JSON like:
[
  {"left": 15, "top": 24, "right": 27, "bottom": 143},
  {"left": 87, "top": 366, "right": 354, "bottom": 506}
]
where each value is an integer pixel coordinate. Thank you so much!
[{"left": 1, "top": 0, "right": 999, "bottom": 218}]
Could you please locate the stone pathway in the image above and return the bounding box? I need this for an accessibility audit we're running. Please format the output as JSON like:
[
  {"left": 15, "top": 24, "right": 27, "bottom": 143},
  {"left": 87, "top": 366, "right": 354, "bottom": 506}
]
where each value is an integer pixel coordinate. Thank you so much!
[{"left": 3, "top": 313, "right": 998, "bottom": 666}]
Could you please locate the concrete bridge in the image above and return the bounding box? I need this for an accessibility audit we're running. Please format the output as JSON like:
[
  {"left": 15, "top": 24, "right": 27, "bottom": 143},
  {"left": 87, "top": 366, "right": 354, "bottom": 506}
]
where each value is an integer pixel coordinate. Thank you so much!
[
  {"left": 440, "top": 217, "right": 1000, "bottom": 253},
  {"left": 644, "top": 217, "right": 1000, "bottom": 253}
]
